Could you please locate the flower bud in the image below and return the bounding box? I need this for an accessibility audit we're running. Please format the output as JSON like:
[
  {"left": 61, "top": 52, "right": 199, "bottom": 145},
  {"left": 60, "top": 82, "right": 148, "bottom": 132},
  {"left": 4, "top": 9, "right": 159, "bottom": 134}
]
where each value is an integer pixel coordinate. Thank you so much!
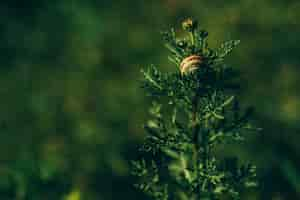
[
  {"left": 182, "top": 18, "right": 198, "bottom": 32},
  {"left": 176, "top": 39, "right": 187, "bottom": 48}
]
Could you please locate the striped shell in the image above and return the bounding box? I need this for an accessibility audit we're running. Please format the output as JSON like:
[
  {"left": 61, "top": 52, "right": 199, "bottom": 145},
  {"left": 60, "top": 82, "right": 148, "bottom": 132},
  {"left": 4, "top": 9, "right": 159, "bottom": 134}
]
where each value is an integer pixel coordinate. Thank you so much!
[{"left": 180, "top": 55, "right": 203, "bottom": 74}]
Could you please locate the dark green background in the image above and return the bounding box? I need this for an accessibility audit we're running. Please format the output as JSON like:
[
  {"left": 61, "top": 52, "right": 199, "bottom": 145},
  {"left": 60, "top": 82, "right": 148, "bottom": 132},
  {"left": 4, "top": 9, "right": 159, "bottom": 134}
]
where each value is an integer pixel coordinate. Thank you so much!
[{"left": 0, "top": 0, "right": 299, "bottom": 199}]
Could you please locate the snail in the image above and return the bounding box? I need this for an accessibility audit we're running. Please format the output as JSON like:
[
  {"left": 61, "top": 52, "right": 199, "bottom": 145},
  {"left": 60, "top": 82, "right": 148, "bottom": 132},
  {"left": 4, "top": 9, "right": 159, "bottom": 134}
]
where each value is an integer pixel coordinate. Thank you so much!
[{"left": 180, "top": 55, "right": 203, "bottom": 74}]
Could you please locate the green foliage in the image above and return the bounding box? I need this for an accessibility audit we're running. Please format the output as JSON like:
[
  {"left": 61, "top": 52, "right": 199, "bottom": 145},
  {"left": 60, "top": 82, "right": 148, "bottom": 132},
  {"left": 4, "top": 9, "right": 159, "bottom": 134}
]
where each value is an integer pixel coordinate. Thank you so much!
[
  {"left": 1, "top": 1, "right": 300, "bottom": 199},
  {"left": 132, "top": 19, "right": 259, "bottom": 200}
]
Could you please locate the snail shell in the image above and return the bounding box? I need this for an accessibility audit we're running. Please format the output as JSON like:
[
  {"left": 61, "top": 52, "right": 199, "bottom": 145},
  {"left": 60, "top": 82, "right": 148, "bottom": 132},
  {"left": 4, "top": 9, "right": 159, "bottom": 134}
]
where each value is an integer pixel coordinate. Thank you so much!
[{"left": 180, "top": 55, "right": 203, "bottom": 74}]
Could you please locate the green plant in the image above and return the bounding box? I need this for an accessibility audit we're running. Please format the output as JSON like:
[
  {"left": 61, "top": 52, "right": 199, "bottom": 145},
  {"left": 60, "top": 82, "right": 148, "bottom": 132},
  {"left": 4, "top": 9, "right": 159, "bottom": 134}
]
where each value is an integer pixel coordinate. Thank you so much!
[{"left": 132, "top": 18, "right": 259, "bottom": 200}]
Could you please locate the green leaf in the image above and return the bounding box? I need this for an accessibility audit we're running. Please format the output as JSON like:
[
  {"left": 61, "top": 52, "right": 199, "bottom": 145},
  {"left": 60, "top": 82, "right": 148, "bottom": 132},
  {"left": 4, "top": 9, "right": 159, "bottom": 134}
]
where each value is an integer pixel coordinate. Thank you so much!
[
  {"left": 141, "top": 66, "right": 163, "bottom": 90},
  {"left": 217, "top": 40, "right": 240, "bottom": 59},
  {"left": 162, "top": 148, "right": 180, "bottom": 159},
  {"left": 212, "top": 111, "right": 224, "bottom": 119},
  {"left": 221, "top": 96, "right": 235, "bottom": 107}
]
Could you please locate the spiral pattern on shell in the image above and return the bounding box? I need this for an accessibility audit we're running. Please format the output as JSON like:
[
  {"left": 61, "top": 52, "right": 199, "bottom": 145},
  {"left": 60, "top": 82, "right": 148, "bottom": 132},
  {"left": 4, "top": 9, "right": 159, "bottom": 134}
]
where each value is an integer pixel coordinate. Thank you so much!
[{"left": 180, "top": 55, "right": 203, "bottom": 74}]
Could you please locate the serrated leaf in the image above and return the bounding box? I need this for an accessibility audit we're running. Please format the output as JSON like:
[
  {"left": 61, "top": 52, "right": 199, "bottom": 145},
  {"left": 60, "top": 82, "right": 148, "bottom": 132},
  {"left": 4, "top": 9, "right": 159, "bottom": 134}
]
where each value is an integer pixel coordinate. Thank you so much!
[
  {"left": 217, "top": 40, "right": 240, "bottom": 59},
  {"left": 141, "top": 67, "right": 163, "bottom": 90}
]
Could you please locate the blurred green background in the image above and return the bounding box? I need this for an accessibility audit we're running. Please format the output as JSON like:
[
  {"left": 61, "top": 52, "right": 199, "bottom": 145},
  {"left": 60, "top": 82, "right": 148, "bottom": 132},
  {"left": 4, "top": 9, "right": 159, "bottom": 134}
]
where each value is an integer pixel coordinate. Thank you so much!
[{"left": 0, "top": 0, "right": 299, "bottom": 199}]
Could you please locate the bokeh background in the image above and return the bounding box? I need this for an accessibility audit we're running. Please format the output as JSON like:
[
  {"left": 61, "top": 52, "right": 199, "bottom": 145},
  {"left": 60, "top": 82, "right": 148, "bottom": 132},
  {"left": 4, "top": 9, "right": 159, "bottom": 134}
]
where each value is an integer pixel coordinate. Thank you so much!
[{"left": 0, "top": 0, "right": 299, "bottom": 199}]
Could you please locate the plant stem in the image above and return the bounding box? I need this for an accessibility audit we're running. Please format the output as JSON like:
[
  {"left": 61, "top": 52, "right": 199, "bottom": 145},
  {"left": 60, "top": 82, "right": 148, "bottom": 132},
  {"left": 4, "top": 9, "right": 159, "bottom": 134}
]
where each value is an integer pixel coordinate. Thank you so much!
[
  {"left": 192, "top": 91, "right": 201, "bottom": 199},
  {"left": 192, "top": 91, "right": 211, "bottom": 199},
  {"left": 190, "top": 32, "right": 195, "bottom": 46},
  {"left": 190, "top": 31, "right": 196, "bottom": 53}
]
